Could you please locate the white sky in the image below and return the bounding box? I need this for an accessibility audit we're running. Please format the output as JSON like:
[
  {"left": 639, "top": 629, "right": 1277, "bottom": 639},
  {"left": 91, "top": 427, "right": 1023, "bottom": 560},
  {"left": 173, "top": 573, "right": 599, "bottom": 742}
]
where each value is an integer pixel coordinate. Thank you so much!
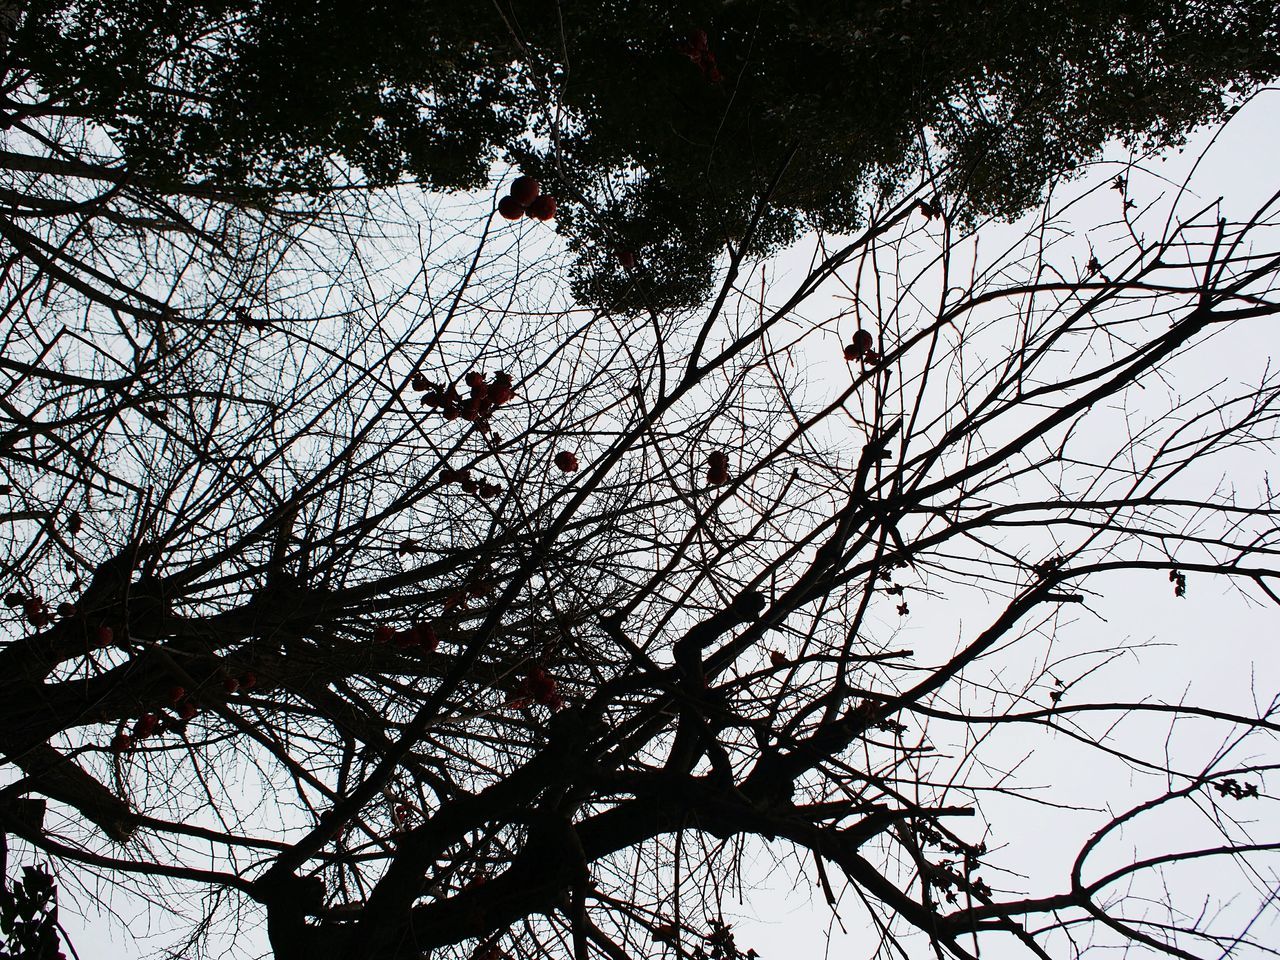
[
  {"left": 729, "top": 88, "right": 1280, "bottom": 960},
  {"left": 56, "top": 90, "right": 1280, "bottom": 960}
]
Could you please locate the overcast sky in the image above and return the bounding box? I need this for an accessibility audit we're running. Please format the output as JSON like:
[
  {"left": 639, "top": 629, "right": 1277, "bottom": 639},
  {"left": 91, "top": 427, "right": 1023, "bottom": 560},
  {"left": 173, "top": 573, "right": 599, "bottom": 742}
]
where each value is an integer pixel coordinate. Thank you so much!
[
  {"left": 729, "top": 88, "right": 1280, "bottom": 960},
  {"left": 56, "top": 89, "right": 1280, "bottom": 960}
]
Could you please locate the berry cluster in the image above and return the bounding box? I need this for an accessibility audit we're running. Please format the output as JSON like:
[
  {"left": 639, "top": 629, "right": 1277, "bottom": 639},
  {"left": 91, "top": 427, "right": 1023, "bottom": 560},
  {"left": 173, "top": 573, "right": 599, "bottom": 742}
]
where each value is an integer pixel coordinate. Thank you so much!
[
  {"left": 122, "top": 711, "right": 159, "bottom": 750},
  {"left": 842, "top": 328, "right": 879, "bottom": 364},
  {"left": 374, "top": 622, "right": 440, "bottom": 652},
  {"left": 6, "top": 594, "right": 124, "bottom": 645},
  {"left": 222, "top": 671, "right": 258, "bottom": 694},
  {"left": 416, "top": 370, "right": 516, "bottom": 432},
  {"left": 706, "top": 451, "right": 730, "bottom": 486},
  {"left": 676, "top": 29, "right": 723, "bottom": 83},
  {"left": 112, "top": 707, "right": 176, "bottom": 753},
  {"left": 439, "top": 466, "right": 503, "bottom": 500},
  {"left": 507, "top": 666, "right": 563, "bottom": 712},
  {"left": 5, "top": 592, "right": 51, "bottom": 628},
  {"left": 166, "top": 684, "right": 201, "bottom": 720},
  {"left": 442, "top": 570, "right": 496, "bottom": 613},
  {"left": 110, "top": 670, "right": 257, "bottom": 752},
  {"left": 497, "top": 176, "right": 557, "bottom": 222}
]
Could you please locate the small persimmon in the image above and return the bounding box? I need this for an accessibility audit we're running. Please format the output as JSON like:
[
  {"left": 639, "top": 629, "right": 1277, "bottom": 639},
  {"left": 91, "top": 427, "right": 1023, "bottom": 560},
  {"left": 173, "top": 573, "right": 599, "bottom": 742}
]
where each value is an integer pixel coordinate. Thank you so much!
[
  {"left": 497, "top": 196, "right": 525, "bottom": 221},
  {"left": 509, "top": 176, "right": 540, "bottom": 206},
  {"left": 528, "top": 195, "right": 557, "bottom": 221}
]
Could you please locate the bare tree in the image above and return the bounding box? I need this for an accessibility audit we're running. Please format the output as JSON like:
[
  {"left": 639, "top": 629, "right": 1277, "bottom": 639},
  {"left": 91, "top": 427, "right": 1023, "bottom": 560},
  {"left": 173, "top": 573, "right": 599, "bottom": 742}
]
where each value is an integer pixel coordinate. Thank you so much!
[{"left": 2, "top": 76, "right": 1280, "bottom": 960}]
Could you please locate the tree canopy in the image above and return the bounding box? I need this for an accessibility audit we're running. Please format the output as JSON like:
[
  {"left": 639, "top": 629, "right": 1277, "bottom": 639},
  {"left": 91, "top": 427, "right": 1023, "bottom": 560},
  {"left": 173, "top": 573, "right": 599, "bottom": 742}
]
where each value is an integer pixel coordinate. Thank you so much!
[{"left": 8, "top": 0, "right": 1279, "bottom": 307}]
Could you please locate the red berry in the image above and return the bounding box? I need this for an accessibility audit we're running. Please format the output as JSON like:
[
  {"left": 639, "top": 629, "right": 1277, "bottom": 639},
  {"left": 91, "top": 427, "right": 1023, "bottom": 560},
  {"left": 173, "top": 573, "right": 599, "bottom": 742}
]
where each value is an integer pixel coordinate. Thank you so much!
[
  {"left": 770, "top": 650, "right": 788, "bottom": 668},
  {"left": 95, "top": 625, "right": 114, "bottom": 646},
  {"left": 374, "top": 625, "right": 395, "bottom": 644},
  {"left": 110, "top": 733, "right": 132, "bottom": 752},
  {"left": 554, "top": 451, "right": 579, "bottom": 472},
  {"left": 618, "top": 249, "right": 636, "bottom": 270},
  {"left": 56, "top": 602, "right": 76, "bottom": 618},
  {"left": 707, "top": 451, "right": 730, "bottom": 486},
  {"left": 497, "top": 196, "right": 525, "bottom": 220},
  {"left": 851, "top": 329, "right": 874, "bottom": 356},
  {"left": 528, "top": 669, "right": 557, "bottom": 703},
  {"left": 223, "top": 676, "right": 240, "bottom": 694},
  {"left": 240, "top": 671, "right": 257, "bottom": 690},
  {"left": 67, "top": 511, "right": 82, "bottom": 535},
  {"left": 527, "top": 195, "right": 557, "bottom": 221},
  {"left": 133, "top": 713, "right": 158, "bottom": 738},
  {"left": 411, "top": 373, "right": 430, "bottom": 391},
  {"left": 167, "top": 685, "right": 186, "bottom": 705},
  {"left": 510, "top": 176, "right": 541, "bottom": 207},
  {"left": 179, "top": 700, "right": 198, "bottom": 721}
]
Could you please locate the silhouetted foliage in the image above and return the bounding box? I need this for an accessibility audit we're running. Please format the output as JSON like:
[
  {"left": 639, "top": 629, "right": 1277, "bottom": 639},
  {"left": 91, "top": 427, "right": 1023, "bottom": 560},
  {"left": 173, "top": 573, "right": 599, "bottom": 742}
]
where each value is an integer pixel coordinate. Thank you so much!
[
  {"left": 0, "top": 863, "right": 62, "bottom": 960},
  {"left": 7, "top": 0, "right": 1279, "bottom": 307}
]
